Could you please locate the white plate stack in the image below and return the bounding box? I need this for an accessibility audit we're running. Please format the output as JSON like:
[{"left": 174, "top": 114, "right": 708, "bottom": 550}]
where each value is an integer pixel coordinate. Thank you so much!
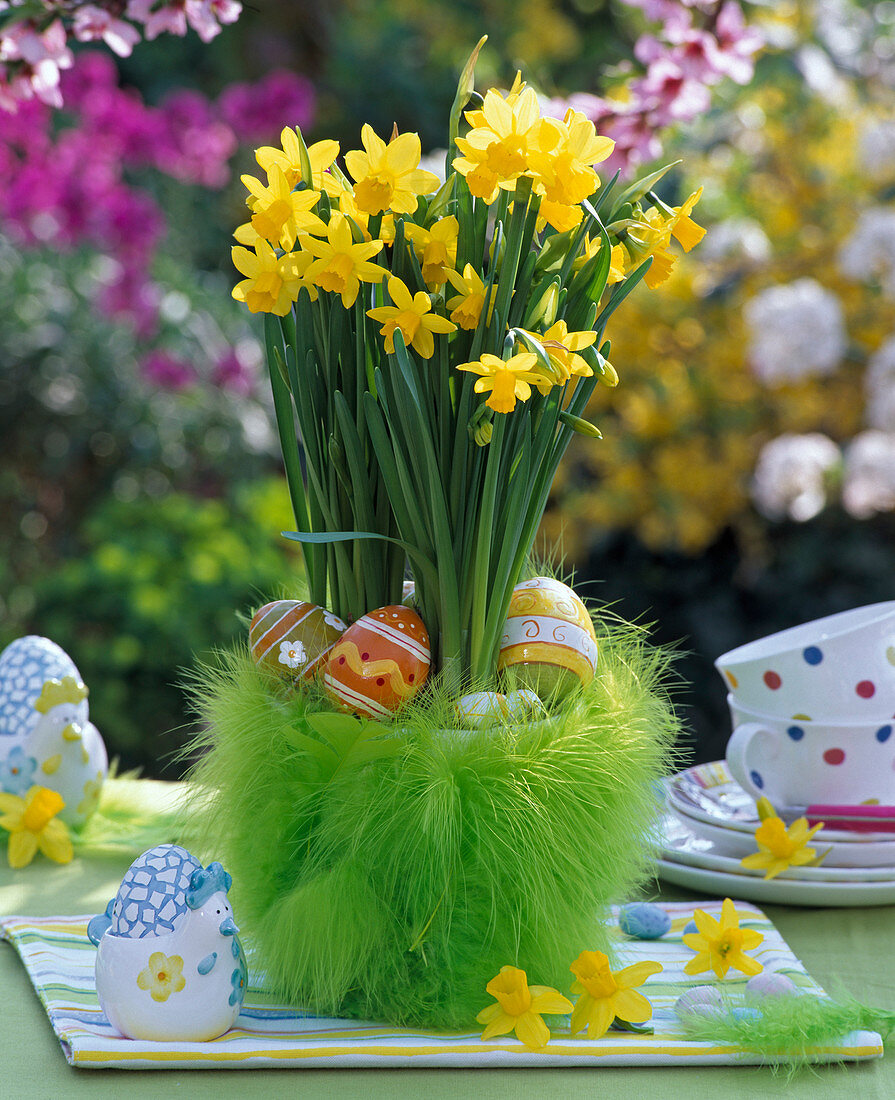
[{"left": 656, "top": 761, "right": 895, "bottom": 907}]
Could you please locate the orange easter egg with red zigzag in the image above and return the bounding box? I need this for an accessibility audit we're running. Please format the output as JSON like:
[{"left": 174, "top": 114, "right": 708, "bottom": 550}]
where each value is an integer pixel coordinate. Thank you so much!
[
  {"left": 250, "top": 600, "right": 346, "bottom": 683},
  {"left": 323, "top": 605, "right": 430, "bottom": 718}
]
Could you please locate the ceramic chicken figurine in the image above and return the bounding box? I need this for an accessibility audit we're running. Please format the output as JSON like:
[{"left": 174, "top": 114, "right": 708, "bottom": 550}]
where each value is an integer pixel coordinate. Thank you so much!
[
  {"left": 0, "top": 636, "right": 107, "bottom": 826},
  {"left": 89, "top": 844, "right": 247, "bottom": 1042}
]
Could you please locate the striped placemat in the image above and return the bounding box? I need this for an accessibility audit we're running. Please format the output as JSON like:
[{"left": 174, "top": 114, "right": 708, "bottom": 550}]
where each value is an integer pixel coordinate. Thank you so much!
[{"left": 1, "top": 900, "right": 883, "bottom": 1070}]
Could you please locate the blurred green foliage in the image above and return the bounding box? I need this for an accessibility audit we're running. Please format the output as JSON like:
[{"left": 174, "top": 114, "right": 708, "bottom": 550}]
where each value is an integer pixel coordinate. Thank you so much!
[{"left": 23, "top": 480, "right": 304, "bottom": 776}]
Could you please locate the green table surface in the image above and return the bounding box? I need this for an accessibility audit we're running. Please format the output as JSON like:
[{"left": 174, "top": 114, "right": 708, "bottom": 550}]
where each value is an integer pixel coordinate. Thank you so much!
[{"left": 2, "top": 837, "right": 893, "bottom": 1099}]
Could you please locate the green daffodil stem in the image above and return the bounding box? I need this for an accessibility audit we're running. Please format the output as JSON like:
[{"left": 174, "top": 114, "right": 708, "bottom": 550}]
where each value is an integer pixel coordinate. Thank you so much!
[{"left": 468, "top": 413, "right": 506, "bottom": 681}]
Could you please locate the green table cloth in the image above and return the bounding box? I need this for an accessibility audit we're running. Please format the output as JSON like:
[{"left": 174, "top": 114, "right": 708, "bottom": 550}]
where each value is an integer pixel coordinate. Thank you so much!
[{"left": 1, "top": 791, "right": 893, "bottom": 1098}]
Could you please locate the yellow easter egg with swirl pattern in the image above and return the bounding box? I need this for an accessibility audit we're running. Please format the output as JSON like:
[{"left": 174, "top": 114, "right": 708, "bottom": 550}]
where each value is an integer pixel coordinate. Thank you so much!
[{"left": 497, "top": 577, "right": 598, "bottom": 700}]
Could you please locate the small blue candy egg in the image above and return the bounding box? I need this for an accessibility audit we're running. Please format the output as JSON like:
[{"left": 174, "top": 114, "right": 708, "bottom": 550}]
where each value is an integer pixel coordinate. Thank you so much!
[
  {"left": 730, "top": 1006, "right": 762, "bottom": 1022},
  {"left": 619, "top": 902, "right": 671, "bottom": 940}
]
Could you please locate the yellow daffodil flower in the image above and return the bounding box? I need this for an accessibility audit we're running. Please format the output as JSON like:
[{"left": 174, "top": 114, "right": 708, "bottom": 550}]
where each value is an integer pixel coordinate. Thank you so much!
[
  {"left": 239, "top": 166, "right": 325, "bottom": 250},
  {"left": 457, "top": 351, "right": 551, "bottom": 414},
  {"left": 443, "top": 264, "right": 497, "bottom": 330},
  {"left": 334, "top": 186, "right": 396, "bottom": 244},
  {"left": 404, "top": 217, "right": 459, "bottom": 289},
  {"left": 522, "top": 319, "right": 596, "bottom": 390},
  {"left": 569, "top": 950, "right": 662, "bottom": 1040},
  {"left": 683, "top": 898, "right": 764, "bottom": 979},
  {"left": 299, "top": 213, "right": 386, "bottom": 308},
  {"left": 231, "top": 240, "right": 309, "bottom": 315},
  {"left": 740, "top": 796, "right": 824, "bottom": 880},
  {"left": 255, "top": 128, "right": 343, "bottom": 196},
  {"left": 476, "top": 965, "right": 573, "bottom": 1050},
  {"left": 616, "top": 189, "right": 705, "bottom": 289},
  {"left": 453, "top": 85, "right": 542, "bottom": 203},
  {"left": 345, "top": 124, "right": 439, "bottom": 216},
  {"left": 0, "top": 786, "right": 73, "bottom": 868},
  {"left": 366, "top": 275, "right": 456, "bottom": 358},
  {"left": 529, "top": 109, "right": 615, "bottom": 231}
]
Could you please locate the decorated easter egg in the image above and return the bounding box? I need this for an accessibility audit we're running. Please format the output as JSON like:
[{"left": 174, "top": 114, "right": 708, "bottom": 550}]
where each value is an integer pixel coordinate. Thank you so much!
[
  {"left": 455, "top": 691, "right": 510, "bottom": 728},
  {"left": 745, "top": 972, "right": 797, "bottom": 1002},
  {"left": 249, "top": 601, "right": 346, "bottom": 683},
  {"left": 504, "top": 689, "right": 545, "bottom": 721},
  {"left": 497, "top": 577, "right": 598, "bottom": 700},
  {"left": 323, "top": 605, "right": 430, "bottom": 718},
  {"left": 618, "top": 902, "right": 672, "bottom": 940}
]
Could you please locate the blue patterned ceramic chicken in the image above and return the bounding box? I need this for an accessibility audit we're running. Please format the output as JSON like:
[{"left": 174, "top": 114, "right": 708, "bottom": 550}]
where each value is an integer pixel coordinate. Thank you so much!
[
  {"left": 0, "top": 636, "right": 107, "bottom": 825},
  {"left": 89, "top": 844, "right": 247, "bottom": 1041}
]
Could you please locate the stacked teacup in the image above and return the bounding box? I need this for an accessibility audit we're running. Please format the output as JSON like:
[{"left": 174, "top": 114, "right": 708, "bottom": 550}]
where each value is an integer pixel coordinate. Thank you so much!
[{"left": 715, "top": 602, "right": 895, "bottom": 811}]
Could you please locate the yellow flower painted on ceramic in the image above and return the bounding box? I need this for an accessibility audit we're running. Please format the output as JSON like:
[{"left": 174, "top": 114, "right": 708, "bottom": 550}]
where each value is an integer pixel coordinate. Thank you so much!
[
  {"left": 77, "top": 773, "right": 103, "bottom": 819},
  {"left": 299, "top": 213, "right": 386, "bottom": 307},
  {"left": 453, "top": 85, "right": 542, "bottom": 203},
  {"left": 344, "top": 124, "right": 440, "bottom": 216},
  {"left": 569, "top": 950, "right": 662, "bottom": 1040},
  {"left": 231, "top": 240, "right": 309, "bottom": 315},
  {"left": 739, "top": 797, "right": 824, "bottom": 880},
  {"left": 366, "top": 275, "right": 456, "bottom": 358},
  {"left": 457, "top": 351, "right": 551, "bottom": 414},
  {"left": 239, "top": 165, "right": 325, "bottom": 250},
  {"left": 476, "top": 965, "right": 573, "bottom": 1050},
  {"left": 404, "top": 217, "right": 459, "bottom": 289},
  {"left": 255, "top": 129, "right": 343, "bottom": 195},
  {"left": 443, "top": 264, "right": 497, "bottom": 330},
  {"left": 136, "top": 952, "right": 186, "bottom": 1003},
  {"left": 0, "top": 785, "right": 73, "bottom": 869},
  {"left": 683, "top": 898, "right": 764, "bottom": 979}
]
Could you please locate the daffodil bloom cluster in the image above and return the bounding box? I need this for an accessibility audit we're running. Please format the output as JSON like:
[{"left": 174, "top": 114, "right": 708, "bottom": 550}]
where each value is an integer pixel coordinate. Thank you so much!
[{"left": 229, "top": 39, "right": 704, "bottom": 687}]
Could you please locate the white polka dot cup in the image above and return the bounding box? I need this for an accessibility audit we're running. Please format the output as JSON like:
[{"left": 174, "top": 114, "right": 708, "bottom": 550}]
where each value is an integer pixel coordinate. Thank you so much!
[
  {"left": 725, "top": 695, "right": 895, "bottom": 807},
  {"left": 715, "top": 602, "right": 895, "bottom": 721}
]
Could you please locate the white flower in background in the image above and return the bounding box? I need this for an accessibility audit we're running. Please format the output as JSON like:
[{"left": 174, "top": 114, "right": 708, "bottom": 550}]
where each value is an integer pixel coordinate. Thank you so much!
[
  {"left": 278, "top": 639, "right": 307, "bottom": 669},
  {"left": 842, "top": 431, "right": 895, "bottom": 518},
  {"left": 743, "top": 278, "right": 846, "bottom": 385},
  {"left": 751, "top": 433, "right": 841, "bottom": 521},
  {"left": 865, "top": 336, "right": 895, "bottom": 431},
  {"left": 858, "top": 119, "right": 895, "bottom": 180},
  {"left": 839, "top": 207, "right": 895, "bottom": 297},
  {"left": 699, "top": 217, "right": 771, "bottom": 266}
]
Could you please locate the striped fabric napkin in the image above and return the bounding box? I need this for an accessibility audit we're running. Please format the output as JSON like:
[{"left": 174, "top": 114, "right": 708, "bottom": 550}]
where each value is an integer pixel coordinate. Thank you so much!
[{"left": 1, "top": 900, "right": 883, "bottom": 1070}]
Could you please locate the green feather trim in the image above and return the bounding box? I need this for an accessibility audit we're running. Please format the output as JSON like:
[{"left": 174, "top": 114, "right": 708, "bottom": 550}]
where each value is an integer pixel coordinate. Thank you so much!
[
  {"left": 680, "top": 993, "right": 895, "bottom": 1069},
  {"left": 183, "top": 616, "right": 681, "bottom": 1029},
  {"left": 73, "top": 773, "right": 186, "bottom": 856}
]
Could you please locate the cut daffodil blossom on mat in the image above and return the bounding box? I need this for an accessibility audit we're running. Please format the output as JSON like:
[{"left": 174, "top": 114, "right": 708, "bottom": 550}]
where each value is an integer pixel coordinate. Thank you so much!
[
  {"left": 476, "top": 965, "right": 573, "bottom": 1049},
  {"left": 569, "top": 950, "right": 663, "bottom": 1040},
  {"left": 740, "top": 795, "right": 826, "bottom": 880},
  {"left": 683, "top": 897, "right": 764, "bottom": 979},
  {"left": 0, "top": 785, "right": 73, "bottom": 869}
]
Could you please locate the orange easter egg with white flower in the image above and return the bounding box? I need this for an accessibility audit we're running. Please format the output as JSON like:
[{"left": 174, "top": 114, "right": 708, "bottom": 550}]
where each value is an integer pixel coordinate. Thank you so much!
[
  {"left": 323, "top": 605, "right": 430, "bottom": 718},
  {"left": 249, "top": 600, "right": 346, "bottom": 683},
  {"left": 497, "top": 577, "right": 598, "bottom": 700}
]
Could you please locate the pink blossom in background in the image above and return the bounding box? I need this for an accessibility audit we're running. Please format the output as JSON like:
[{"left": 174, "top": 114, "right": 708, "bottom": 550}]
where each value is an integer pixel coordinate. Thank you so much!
[
  {"left": 211, "top": 349, "right": 257, "bottom": 396},
  {"left": 73, "top": 6, "right": 142, "bottom": 58},
  {"left": 0, "top": 50, "right": 317, "bottom": 348},
  {"left": 713, "top": 1, "right": 764, "bottom": 85},
  {"left": 219, "top": 71, "right": 315, "bottom": 144},
  {"left": 141, "top": 351, "right": 198, "bottom": 390}
]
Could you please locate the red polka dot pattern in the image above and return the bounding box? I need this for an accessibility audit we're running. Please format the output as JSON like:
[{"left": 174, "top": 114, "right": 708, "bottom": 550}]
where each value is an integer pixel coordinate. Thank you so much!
[
  {"left": 763, "top": 670, "right": 782, "bottom": 690},
  {"left": 856, "top": 680, "right": 876, "bottom": 699},
  {"left": 823, "top": 748, "right": 845, "bottom": 765}
]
